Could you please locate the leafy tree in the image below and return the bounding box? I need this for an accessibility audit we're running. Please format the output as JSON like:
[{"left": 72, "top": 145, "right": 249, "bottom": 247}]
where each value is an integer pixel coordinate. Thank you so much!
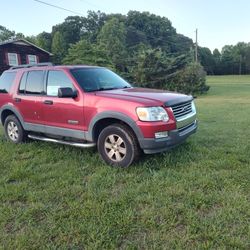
[
  {"left": 0, "top": 25, "right": 25, "bottom": 42},
  {"left": 208, "top": 42, "right": 250, "bottom": 75},
  {"left": 0, "top": 25, "right": 15, "bottom": 41},
  {"left": 51, "top": 31, "right": 66, "bottom": 64},
  {"left": 63, "top": 39, "right": 112, "bottom": 67},
  {"left": 126, "top": 26, "right": 148, "bottom": 48},
  {"left": 36, "top": 32, "right": 52, "bottom": 52},
  {"left": 97, "top": 18, "right": 127, "bottom": 72},
  {"left": 15, "top": 33, "right": 25, "bottom": 39},
  {"left": 81, "top": 11, "right": 107, "bottom": 42},
  {"left": 52, "top": 16, "right": 84, "bottom": 46},
  {"left": 198, "top": 47, "right": 215, "bottom": 75},
  {"left": 131, "top": 46, "right": 193, "bottom": 89},
  {"left": 213, "top": 49, "right": 222, "bottom": 74},
  {"left": 167, "top": 63, "right": 208, "bottom": 94},
  {"left": 126, "top": 11, "right": 192, "bottom": 54},
  {"left": 25, "top": 35, "right": 38, "bottom": 45},
  {"left": 51, "top": 16, "right": 85, "bottom": 62}
]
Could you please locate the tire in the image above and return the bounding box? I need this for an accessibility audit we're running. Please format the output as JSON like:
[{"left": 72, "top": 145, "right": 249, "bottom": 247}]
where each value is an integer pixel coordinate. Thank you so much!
[
  {"left": 4, "top": 115, "right": 27, "bottom": 143},
  {"left": 97, "top": 124, "right": 140, "bottom": 168}
]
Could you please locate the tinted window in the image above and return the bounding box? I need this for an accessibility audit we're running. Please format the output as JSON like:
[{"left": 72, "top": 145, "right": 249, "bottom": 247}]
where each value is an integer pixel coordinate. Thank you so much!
[
  {"left": 70, "top": 68, "right": 131, "bottom": 92},
  {"left": 19, "top": 72, "right": 27, "bottom": 94},
  {"left": 47, "top": 70, "right": 74, "bottom": 96},
  {"left": 26, "top": 71, "right": 44, "bottom": 95},
  {"left": 0, "top": 72, "right": 17, "bottom": 94}
]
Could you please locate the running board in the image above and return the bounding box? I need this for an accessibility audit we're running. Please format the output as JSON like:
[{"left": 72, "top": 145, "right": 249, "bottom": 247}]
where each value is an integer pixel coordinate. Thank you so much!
[{"left": 28, "top": 135, "right": 96, "bottom": 148}]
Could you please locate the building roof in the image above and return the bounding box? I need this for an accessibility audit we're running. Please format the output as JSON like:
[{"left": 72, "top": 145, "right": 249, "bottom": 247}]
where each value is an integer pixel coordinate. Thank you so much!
[{"left": 0, "top": 38, "right": 53, "bottom": 56}]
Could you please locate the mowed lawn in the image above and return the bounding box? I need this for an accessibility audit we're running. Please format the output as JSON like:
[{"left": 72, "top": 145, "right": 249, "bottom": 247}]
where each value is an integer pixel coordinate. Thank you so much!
[{"left": 0, "top": 76, "right": 249, "bottom": 249}]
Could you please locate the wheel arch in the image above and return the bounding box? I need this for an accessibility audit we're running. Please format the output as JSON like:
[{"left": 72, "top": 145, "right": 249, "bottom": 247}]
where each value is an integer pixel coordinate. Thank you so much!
[
  {"left": 0, "top": 105, "right": 25, "bottom": 127},
  {"left": 87, "top": 111, "right": 143, "bottom": 143}
]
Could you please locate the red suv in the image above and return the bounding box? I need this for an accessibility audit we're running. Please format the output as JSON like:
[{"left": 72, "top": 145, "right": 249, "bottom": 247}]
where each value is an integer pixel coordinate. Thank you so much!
[{"left": 0, "top": 63, "right": 197, "bottom": 167}]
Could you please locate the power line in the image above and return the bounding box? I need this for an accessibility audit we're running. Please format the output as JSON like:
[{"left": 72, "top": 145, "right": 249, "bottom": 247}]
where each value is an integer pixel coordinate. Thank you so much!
[{"left": 32, "top": 0, "right": 84, "bottom": 16}]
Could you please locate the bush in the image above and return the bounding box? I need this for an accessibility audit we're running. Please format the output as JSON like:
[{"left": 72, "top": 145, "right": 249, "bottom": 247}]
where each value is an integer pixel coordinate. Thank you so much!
[{"left": 165, "top": 63, "right": 209, "bottom": 95}]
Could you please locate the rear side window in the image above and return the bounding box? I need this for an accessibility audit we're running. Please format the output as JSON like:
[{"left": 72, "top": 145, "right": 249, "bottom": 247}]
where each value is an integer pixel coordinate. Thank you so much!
[
  {"left": 0, "top": 72, "right": 17, "bottom": 93},
  {"left": 25, "top": 71, "right": 44, "bottom": 95}
]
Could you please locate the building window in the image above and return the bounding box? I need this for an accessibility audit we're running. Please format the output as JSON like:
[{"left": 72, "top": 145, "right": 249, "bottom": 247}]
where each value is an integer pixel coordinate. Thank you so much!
[
  {"left": 27, "top": 55, "right": 37, "bottom": 64},
  {"left": 7, "top": 53, "right": 19, "bottom": 66}
]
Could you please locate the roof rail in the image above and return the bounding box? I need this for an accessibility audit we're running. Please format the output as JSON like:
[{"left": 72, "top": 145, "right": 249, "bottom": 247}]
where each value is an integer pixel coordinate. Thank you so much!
[{"left": 10, "top": 62, "right": 54, "bottom": 70}]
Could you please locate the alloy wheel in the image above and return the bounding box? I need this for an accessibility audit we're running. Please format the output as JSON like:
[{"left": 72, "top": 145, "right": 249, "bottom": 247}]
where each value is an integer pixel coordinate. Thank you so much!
[{"left": 104, "top": 134, "right": 127, "bottom": 162}]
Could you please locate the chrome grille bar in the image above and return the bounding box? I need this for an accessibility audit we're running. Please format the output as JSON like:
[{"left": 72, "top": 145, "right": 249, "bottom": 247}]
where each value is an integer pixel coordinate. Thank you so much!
[{"left": 171, "top": 101, "right": 193, "bottom": 119}]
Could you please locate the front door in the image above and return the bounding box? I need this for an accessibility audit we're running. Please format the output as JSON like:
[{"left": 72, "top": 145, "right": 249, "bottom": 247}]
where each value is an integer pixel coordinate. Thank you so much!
[{"left": 41, "top": 70, "right": 84, "bottom": 137}]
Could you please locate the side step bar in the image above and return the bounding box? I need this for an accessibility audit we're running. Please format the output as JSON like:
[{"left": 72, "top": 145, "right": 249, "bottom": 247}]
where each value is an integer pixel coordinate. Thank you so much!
[{"left": 28, "top": 135, "right": 96, "bottom": 148}]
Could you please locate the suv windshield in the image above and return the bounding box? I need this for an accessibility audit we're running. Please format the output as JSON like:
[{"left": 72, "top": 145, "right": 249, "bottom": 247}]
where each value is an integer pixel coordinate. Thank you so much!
[{"left": 70, "top": 68, "right": 131, "bottom": 92}]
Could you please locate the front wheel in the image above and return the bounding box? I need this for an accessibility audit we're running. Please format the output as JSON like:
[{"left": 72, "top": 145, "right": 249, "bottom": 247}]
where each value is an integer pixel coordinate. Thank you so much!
[
  {"left": 4, "top": 115, "right": 27, "bottom": 143},
  {"left": 97, "top": 124, "right": 140, "bottom": 167}
]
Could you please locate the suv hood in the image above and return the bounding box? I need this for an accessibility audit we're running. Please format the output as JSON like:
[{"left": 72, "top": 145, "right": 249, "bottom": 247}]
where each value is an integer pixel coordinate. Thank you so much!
[{"left": 95, "top": 87, "right": 193, "bottom": 106}]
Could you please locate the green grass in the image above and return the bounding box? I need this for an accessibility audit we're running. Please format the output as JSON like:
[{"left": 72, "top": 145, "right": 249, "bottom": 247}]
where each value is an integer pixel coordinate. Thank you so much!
[{"left": 0, "top": 75, "right": 249, "bottom": 249}]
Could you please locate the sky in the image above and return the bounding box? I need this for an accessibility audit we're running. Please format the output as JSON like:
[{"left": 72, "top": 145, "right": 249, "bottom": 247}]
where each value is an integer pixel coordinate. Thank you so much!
[{"left": 0, "top": 0, "right": 250, "bottom": 51}]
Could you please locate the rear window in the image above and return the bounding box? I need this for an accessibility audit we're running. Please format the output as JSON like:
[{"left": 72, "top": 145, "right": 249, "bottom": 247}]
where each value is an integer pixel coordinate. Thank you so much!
[{"left": 0, "top": 72, "right": 17, "bottom": 93}]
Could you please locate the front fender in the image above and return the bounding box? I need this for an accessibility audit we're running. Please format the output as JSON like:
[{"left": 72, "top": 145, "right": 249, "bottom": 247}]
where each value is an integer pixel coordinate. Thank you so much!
[{"left": 86, "top": 111, "right": 144, "bottom": 142}]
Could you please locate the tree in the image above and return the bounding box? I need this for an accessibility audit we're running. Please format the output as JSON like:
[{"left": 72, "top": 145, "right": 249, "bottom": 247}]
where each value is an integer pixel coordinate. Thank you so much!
[
  {"left": 198, "top": 47, "right": 215, "bottom": 75},
  {"left": 63, "top": 39, "right": 112, "bottom": 67},
  {"left": 131, "top": 46, "right": 192, "bottom": 89},
  {"left": 52, "top": 16, "right": 84, "bottom": 45},
  {"left": 97, "top": 17, "right": 127, "bottom": 72},
  {"left": 0, "top": 25, "right": 15, "bottom": 41},
  {"left": 126, "top": 11, "right": 192, "bottom": 54},
  {"left": 25, "top": 35, "right": 38, "bottom": 45},
  {"left": 213, "top": 49, "right": 222, "bottom": 75},
  {"left": 51, "top": 31, "right": 66, "bottom": 64},
  {"left": 167, "top": 63, "right": 209, "bottom": 94},
  {"left": 81, "top": 11, "right": 107, "bottom": 42},
  {"left": 36, "top": 32, "right": 52, "bottom": 52}
]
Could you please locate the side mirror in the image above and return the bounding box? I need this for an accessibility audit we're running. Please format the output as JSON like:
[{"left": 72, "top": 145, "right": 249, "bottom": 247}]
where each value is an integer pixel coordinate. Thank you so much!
[{"left": 58, "top": 87, "right": 77, "bottom": 98}]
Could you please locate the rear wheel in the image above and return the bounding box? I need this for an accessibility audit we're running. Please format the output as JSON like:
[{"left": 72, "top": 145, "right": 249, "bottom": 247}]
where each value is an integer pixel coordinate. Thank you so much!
[
  {"left": 4, "top": 115, "right": 27, "bottom": 143},
  {"left": 97, "top": 124, "right": 140, "bottom": 167}
]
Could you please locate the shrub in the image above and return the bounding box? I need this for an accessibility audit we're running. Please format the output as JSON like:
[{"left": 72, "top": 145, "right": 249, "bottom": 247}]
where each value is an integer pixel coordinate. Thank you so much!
[{"left": 165, "top": 63, "right": 209, "bottom": 94}]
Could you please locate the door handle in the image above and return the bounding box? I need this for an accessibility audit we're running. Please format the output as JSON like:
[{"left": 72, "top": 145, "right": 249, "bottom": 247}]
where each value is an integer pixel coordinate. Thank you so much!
[
  {"left": 14, "top": 98, "right": 21, "bottom": 103},
  {"left": 43, "top": 100, "right": 53, "bottom": 105}
]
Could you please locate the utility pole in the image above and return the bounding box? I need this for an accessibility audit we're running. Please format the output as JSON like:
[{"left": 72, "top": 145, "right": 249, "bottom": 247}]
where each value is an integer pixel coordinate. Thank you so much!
[
  {"left": 239, "top": 54, "right": 242, "bottom": 75},
  {"left": 195, "top": 28, "right": 198, "bottom": 63}
]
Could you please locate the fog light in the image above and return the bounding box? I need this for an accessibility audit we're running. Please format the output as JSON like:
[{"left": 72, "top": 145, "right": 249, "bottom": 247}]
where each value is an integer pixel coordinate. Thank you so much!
[{"left": 155, "top": 131, "right": 168, "bottom": 139}]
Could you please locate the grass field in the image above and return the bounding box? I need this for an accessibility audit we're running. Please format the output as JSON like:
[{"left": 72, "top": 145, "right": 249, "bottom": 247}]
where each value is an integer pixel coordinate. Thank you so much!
[{"left": 0, "top": 75, "right": 249, "bottom": 249}]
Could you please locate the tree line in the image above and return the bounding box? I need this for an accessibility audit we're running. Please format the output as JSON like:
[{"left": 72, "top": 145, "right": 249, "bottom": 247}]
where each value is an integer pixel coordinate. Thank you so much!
[
  {"left": 0, "top": 11, "right": 212, "bottom": 94},
  {"left": 199, "top": 43, "right": 250, "bottom": 75}
]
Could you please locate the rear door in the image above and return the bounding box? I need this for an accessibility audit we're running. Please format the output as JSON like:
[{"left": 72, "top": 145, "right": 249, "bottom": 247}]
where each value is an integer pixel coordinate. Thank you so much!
[
  {"left": 41, "top": 70, "right": 84, "bottom": 132},
  {"left": 14, "top": 70, "right": 45, "bottom": 126}
]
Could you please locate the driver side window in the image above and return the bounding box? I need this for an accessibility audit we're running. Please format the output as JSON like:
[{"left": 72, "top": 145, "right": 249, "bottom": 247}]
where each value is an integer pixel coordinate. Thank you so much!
[{"left": 47, "top": 70, "right": 74, "bottom": 96}]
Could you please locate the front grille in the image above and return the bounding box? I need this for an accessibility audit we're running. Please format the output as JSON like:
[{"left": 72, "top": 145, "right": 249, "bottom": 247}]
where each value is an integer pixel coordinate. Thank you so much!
[{"left": 171, "top": 101, "right": 192, "bottom": 119}]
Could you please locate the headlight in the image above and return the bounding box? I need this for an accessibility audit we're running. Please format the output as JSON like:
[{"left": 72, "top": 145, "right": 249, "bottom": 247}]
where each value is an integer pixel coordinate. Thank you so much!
[
  {"left": 136, "top": 107, "right": 169, "bottom": 122},
  {"left": 191, "top": 101, "right": 196, "bottom": 113}
]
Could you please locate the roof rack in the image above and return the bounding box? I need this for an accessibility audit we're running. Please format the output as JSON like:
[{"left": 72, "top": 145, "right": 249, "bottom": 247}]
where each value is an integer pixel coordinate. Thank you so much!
[{"left": 10, "top": 62, "right": 54, "bottom": 70}]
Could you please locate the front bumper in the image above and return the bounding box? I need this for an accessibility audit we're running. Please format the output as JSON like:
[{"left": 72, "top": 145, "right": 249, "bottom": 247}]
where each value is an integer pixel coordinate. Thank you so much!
[{"left": 139, "top": 120, "right": 198, "bottom": 154}]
